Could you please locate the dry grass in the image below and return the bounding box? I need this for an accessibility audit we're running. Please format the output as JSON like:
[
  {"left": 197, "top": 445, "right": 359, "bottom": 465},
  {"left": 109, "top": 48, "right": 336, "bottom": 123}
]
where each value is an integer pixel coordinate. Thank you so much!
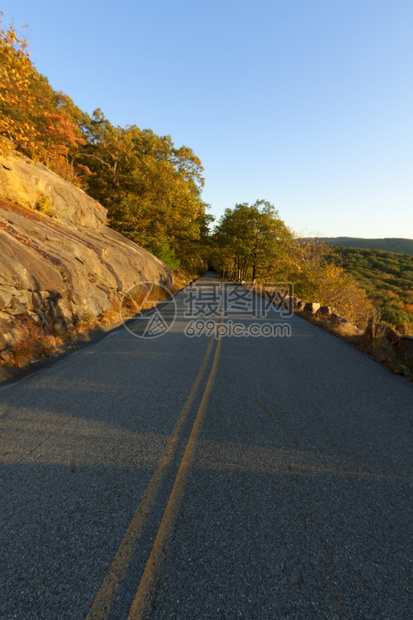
[
  {"left": 0, "top": 274, "right": 194, "bottom": 369},
  {"left": 0, "top": 306, "right": 103, "bottom": 369},
  {"left": 1, "top": 322, "right": 63, "bottom": 368},
  {"left": 72, "top": 308, "right": 99, "bottom": 332},
  {"left": 0, "top": 269, "right": 204, "bottom": 370},
  {"left": 98, "top": 300, "right": 123, "bottom": 326}
]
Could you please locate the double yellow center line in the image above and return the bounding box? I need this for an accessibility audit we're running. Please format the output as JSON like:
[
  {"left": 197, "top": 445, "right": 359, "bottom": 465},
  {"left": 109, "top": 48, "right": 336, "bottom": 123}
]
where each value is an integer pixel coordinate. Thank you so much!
[{"left": 87, "top": 324, "right": 222, "bottom": 620}]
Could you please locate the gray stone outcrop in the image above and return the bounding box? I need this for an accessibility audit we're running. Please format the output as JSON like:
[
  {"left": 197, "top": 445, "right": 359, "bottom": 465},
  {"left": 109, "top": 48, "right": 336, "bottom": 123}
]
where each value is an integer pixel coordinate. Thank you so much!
[
  {"left": 0, "top": 153, "right": 107, "bottom": 230},
  {"left": 303, "top": 302, "right": 321, "bottom": 314},
  {"left": 315, "top": 306, "right": 332, "bottom": 319},
  {"left": 0, "top": 153, "right": 172, "bottom": 354}
]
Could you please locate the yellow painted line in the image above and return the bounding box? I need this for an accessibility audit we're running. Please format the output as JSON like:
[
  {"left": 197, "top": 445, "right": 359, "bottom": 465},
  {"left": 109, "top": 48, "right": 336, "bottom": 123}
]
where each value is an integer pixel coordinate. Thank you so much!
[
  {"left": 127, "top": 334, "right": 223, "bottom": 620},
  {"left": 86, "top": 334, "right": 216, "bottom": 620}
]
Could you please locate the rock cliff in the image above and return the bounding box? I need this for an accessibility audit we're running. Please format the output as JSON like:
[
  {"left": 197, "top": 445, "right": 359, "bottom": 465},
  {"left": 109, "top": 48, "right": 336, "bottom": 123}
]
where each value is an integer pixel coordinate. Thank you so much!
[{"left": 0, "top": 152, "right": 172, "bottom": 353}]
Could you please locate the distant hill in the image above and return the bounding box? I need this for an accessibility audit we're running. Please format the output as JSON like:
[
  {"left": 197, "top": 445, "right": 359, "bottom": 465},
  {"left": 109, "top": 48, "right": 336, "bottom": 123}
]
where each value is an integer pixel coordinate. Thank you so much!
[
  {"left": 311, "top": 237, "right": 413, "bottom": 255},
  {"left": 330, "top": 245, "right": 413, "bottom": 333}
]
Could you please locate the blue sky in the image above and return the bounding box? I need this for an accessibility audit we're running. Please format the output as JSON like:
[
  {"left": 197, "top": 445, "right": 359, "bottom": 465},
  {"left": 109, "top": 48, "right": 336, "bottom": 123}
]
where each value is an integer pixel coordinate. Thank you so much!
[{"left": 2, "top": 0, "right": 413, "bottom": 238}]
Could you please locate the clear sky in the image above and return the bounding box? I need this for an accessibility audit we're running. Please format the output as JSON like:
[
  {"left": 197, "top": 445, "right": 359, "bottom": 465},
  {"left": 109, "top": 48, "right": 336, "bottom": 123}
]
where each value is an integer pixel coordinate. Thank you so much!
[{"left": 2, "top": 0, "right": 413, "bottom": 238}]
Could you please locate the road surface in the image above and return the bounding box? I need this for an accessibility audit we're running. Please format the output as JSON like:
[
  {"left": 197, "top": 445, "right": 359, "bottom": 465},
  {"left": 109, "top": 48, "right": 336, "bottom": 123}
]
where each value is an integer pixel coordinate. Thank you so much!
[{"left": 0, "top": 274, "right": 412, "bottom": 619}]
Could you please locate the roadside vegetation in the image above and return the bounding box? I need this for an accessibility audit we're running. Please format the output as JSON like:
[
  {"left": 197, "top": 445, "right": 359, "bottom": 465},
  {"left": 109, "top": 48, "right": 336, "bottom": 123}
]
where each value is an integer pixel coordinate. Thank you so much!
[{"left": 1, "top": 279, "right": 184, "bottom": 369}]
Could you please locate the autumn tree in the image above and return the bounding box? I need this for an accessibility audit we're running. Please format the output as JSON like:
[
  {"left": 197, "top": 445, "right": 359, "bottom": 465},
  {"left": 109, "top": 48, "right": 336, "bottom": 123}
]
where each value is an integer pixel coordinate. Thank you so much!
[
  {"left": 0, "top": 19, "right": 37, "bottom": 154},
  {"left": 0, "top": 18, "right": 85, "bottom": 183},
  {"left": 77, "top": 110, "right": 210, "bottom": 270},
  {"left": 213, "top": 200, "right": 292, "bottom": 280},
  {"left": 288, "top": 240, "right": 374, "bottom": 327}
]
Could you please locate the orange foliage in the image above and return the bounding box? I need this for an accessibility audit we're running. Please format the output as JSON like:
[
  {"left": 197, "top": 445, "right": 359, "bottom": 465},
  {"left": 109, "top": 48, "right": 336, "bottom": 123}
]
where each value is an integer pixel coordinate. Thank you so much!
[
  {"left": 386, "top": 290, "right": 398, "bottom": 299},
  {"left": 0, "top": 19, "right": 85, "bottom": 183},
  {"left": 0, "top": 22, "right": 37, "bottom": 151}
]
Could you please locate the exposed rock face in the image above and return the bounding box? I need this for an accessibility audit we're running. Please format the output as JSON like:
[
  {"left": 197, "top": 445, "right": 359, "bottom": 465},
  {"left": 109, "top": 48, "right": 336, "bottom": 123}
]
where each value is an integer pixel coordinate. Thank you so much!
[
  {"left": 331, "top": 313, "right": 349, "bottom": 326},
  {"left": 304, "top": 302, "right": 321, "bottom": 314},
  {"left": 315, "top": 306, "right": 332, "bottom": 319},
  {"left": 0, "top": 154, "right": 107, "bottom": 230},
  {"left": 284, "top": 297, "right": 303, "bottom": 311},
  {"left": 0, "top": 153, "right": 172, "bottom": 353}
]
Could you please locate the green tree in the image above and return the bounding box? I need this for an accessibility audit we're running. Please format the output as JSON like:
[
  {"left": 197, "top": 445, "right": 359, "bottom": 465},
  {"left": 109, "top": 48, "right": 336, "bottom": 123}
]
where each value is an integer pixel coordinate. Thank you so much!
[
  {"left": 78, "top": 111, "right": 210, "bottom": 270},
  {"left": 214, "top": 200, "right": 292, "bottom": 280}
]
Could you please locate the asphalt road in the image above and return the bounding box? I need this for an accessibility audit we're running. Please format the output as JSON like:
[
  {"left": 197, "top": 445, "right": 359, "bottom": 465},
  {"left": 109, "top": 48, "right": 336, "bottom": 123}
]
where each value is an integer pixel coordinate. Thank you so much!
[{"left": 0, "top": 274, "right": 412, "bottom": 619}]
